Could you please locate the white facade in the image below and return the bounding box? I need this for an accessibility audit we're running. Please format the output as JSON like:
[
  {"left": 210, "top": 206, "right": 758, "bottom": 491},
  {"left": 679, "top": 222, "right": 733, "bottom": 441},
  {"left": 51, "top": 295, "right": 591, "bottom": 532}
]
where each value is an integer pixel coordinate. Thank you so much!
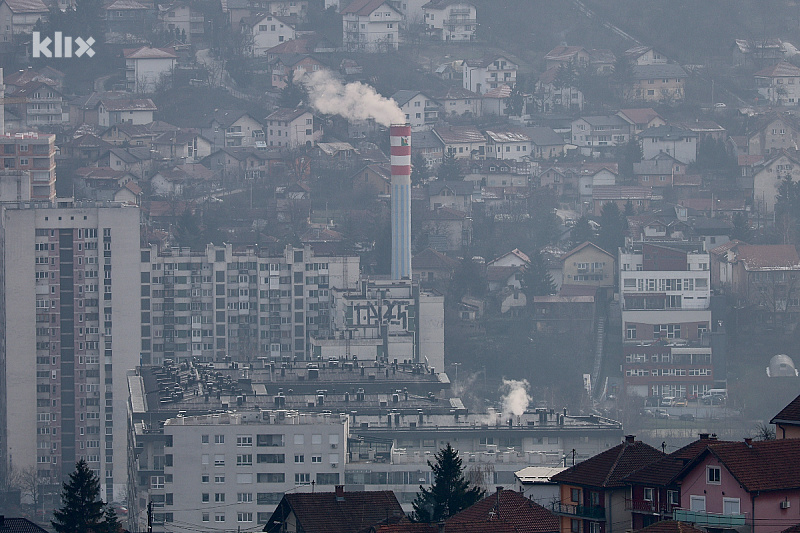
[
  {"left": 0, "top": 202, "right": 141, "bottom": 503},
  {"left": 245, "top": 14, "right": 297, "bottom": 56},
  {"left": 578, "top": 170, "right": 616, "bottom": 204},
  {"left": 641, "top": 129, "right": 698, "bottom": 164},
  {"left": 342, "top": 1, "right": 401, "bottom": 52},
  {"left": 0, "top": 0, "right": 47, "bottom": 43},
  {"left": 423, "top": 1, "right": 476, "bottom": 41},
  {"left": 126, "top": 55, "right": 176, "bottom": 93},
  {"left": 485, "top": 130, "right": 532, "bottom": 162},
  {"left": 395, "top": 92, "right": 438, "bottom": 131},
  {"left": 463, "top": 57, "right": 517, "bottom": 95},
  {"left": 162, "top": 411, "right": 348, "bottom": 532},
  {"left": 265, "top": 109, "right": 318, "bottom": 149}
]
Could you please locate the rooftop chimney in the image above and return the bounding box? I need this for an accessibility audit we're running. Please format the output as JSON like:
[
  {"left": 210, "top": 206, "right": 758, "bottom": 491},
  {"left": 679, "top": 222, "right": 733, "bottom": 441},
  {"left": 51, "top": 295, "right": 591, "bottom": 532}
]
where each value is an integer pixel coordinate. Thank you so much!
[
  {"left": 625, "top": 435, "right": 636, "bottom": 444},
  {"left": 699, "top": 433, "right": 710, "bottom": 440},
  {"left": 744, "top": 438, "right": 753, "bottom": 448},
  {"left": 335, "top": 485, "right": 345, "bottom": 501}
]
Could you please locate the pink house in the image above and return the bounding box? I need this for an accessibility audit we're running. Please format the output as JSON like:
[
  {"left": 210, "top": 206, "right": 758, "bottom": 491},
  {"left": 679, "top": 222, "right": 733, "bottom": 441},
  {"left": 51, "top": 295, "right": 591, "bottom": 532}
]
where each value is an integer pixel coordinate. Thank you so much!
[{"left": 675, "top": 439, "right": 800, "bottom": 533}]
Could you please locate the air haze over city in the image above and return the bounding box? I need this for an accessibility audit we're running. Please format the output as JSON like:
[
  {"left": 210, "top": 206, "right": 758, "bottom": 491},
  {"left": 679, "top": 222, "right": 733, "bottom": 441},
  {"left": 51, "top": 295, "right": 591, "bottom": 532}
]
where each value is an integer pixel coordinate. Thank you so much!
[{"left": 2, "top": 1, "right": 800, "bottom": 533}]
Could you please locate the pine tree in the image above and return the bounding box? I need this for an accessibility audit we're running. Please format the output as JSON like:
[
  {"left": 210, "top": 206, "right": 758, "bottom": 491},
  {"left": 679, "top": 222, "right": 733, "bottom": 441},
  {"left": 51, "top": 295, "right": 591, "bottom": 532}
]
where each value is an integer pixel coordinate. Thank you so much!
[
  {"left": 411, "top": 443, "right": 484, "bottom": 522},
  {"left": 438, "top": 151, "right": 462, "bottom": 181},
  {"left": 51, "top": 460, "right": 105, "bottom": 533},
  {"left": 521, "top": 250, "right": 556, "bottom": 304},
  {"left": 96, "top": 505, "right": 123, "bottom": 533},
  {"left": 411, "top": 152, "right": 429, "bottom": 185},
  {"left": 597, "top": 202, "right": 627, "bottom": 255},
  {"left": 571, "top": 216, "right": 594, "bottom": 245}
]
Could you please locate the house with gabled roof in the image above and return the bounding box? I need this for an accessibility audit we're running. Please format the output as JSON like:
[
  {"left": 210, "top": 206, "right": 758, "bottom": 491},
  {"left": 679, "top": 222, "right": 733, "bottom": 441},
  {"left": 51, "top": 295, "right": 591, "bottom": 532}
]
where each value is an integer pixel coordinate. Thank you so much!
[
  {"left": 753, "top": 149, "right": 800, "bottom": 213},
  {"left": 463, "top": 55, "right": 517, "bottom": 94},
  {"left": 627, "top": 64, "right": 688, "bottom": 103},
  {"left": 270, "top": 53, "right": 325, "bottom": 89},
  {"left": 747, "top": 113, "right": 800, "bottom": 156},
  {"left": 0, "top": 0, "right": 48, "bottom": 42},
  {"left": 392, "top": 90, "right": 439, "bottom": 131},
  {"left": 419, "top": 206, "right": 471, "bottom": 252},
  {"left": 755, "top": 61, "right": 800, "bottom": 106},
  {"left": 264, "top": 486, "right": 404, "bottom": 533},
  {"left": 11, "top": 80, "right": 66, "bottom": 128},
  {"left": 151, "top": 129, "right": 212, "bottom": 163},
  {"left": 265, "top": 107, "right": 320, "bottom": 148},
  {"left": 673, "top": 439, "right": 800, "bottom": 533},
  {"left": 561, "top": 241, "right": 615, "bottom": 290},
  {"left": 640, "top": 125, "right": 698, "bottom": 164},
  {"left": 634, "top": 153, "right": 687, "bottom": 190},
  {"left": 616, "top": 108, "right": 666, "bottom": 136},
  {"left": 422, "top": 0, "right": 476, "bottom": 42},
  {"left": 550, "top": 435, "right": 664, "bottom": 533},
  {"left": 623, "top": 45, "right": 669, "bottom": 66},
  {"left": 0, "top": 517, "right": 51, "bottom": 533},
  {"left": 202, "top": 109, "right": 264, "bottom": 149},
  {"left": 241, "top": 12, "right": 300, "bottom": 56},
  {"left": 351, "top": 163, "right": 391, "bottom": 194},
  {"left": 427, "top": 179, "right": 480, "bottom": 213},
  {"left": 123, "top": 46, "right": 177, "bottom": 92},
  {"left": 412, "top": 247, "right": 459, "bottom": 285},
  {"left": 571, "top": 115, "right": 631, "bottom": 150},
  {"left": 105, "top": 0, "right": 149, "bottom": 34},
  {"left": 485, "top": 127, "right": 532, "bottom": 162},
  {"left": 592, "top": 185, "right": 655, "bottom": 216},
  {"left": 771, "top": 392, "right": 800, "bottom": 439},
  {"left": 431, "top": 86, "right": 481, "bottom": 117},
  {"left": 433, "top": 124, "right": 486, "bottom": 159},
  {"left": 536, "top": 66, "right": 584, "bottom": 113},
  {"left": 544, "top": 45, "right": 615, "bottom": 74},
  {"left": 98, "top": 98, "right": 157, "bottom": 127},
  {"left": 341, "top": 0, "right": 401, "bottom": 52}
]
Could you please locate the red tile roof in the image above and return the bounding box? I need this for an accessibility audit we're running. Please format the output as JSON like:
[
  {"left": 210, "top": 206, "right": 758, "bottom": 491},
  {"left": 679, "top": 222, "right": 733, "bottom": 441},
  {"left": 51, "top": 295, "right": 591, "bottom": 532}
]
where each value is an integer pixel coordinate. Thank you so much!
[
  {"left": 755, "top": 61, "right": 800, "bottom": 78},
  {"left": 266, "top": 490, "right": 404, "bottom": 533},
  {"left": 447, "top": 490, "right": 559, "bottom": 533},
  {"left": 735, "top": 244, "right": 800, "bottom": 271},
  {"left": 624, "top": 437, "right": 732, "bottom": 487},
  {"left": 617, "top": 108, "right": 662, "bottom": 126},
  {"left": 635, "top": 520, "right": 707, "bottom": 533},
  {"left": 772, "top": 393, "right": 800, "bottom": 424},
  {"left": 687, "top": 439, "right": 800, "bottom": 492},
  {"left": 412, "top": 248, "right": 459, "bottom": 271},
  {"left": 552, "top": 439, "right": 663, "bottom": 488}
]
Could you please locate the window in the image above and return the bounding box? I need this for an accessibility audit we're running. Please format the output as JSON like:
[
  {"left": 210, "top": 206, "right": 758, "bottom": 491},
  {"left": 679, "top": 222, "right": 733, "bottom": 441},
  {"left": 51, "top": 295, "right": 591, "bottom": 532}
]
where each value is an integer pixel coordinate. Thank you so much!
[
  {"left": 643, "top": 488, "right": 654, "bottom": 501},
  {"left": 667, "top": 490, "right": 679, "bottom": 505},
  {"left": 238, "top": 512, "right": 253, "bottom": 522},
  {"left": 295, "top": 473, "right": 311, "bottom": 485},
  {"left": 237, "top": 436, "right": 253, "bottom": 447},
  {"left": 237, "top": 493, "right": 253, "bottom": 503},
  {"left": 214, "top": 514, "right": 225, "bottom": 522},
  {"left": 294, "top": 454, "right": 304, "bottom": 463},
  {"left": 151, "top": 476, "right": 165, "bottom": 489},
  {"left": 215, "top": 434, "right": 224, "bottom": 444},
  {"left": 311, "top": 455, "right": 322, "bottom": 463},
  {"left": 214, "top": 493, "right": 225, "bottom": 502},
  {"left": 571, "top": 519, "right": 581, "bottom": 533},
  {"left": 214, "top": 455, "right": 225, "bottom": 466},
  {"left": 626, "top": 325, "right": 637, "bottom": 340},
  {"left": 201, "top": 493, "right": 209, "bottom": 503},
  {"left": 202, "top": 513, "right": 209, "bottom": 522},
  {"left": 690, "top": 495, "right": 706, "bottom": 512},
  {"left": 237, "top": 454, "right": 253, "bottom": 466},
  {"left": 571, "top": 488, "right": 581, "bottom": 503},
  {"left": 707, "top": 466, "right": 721, "bottom": 484},
  {"left": 257, "top": 473, "right": 285, "bottom": 483},
  {"left": 589, "top": 523, "right": 600, "bottom": 533},
  {"left": 202, "top": 474, "right": 209, "bottom": 483},
  {"left": 214, "top": 475, "right": 225, "bottom": 483},
  {"left": 723, "top": 497, "right": 740, "bottom": 515}
]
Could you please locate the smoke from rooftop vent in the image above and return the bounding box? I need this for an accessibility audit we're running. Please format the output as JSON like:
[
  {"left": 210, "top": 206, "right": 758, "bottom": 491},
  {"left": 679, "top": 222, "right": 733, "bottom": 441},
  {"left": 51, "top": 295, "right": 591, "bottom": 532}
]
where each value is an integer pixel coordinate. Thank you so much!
[
  {"left": 501, "top": 379, "right": 531, "bottom": 417},
  {"left": 304, "top": 70, "right": 405, "bottom": 127}
]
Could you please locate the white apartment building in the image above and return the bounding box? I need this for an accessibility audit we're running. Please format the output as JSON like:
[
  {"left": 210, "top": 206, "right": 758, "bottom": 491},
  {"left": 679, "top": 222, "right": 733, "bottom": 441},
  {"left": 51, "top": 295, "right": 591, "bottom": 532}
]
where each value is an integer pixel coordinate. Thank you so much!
[
  {"left": 160, "top": 411, "right": 348, "bottom": 532},
  {"left": 342, "top": 0, "right": 401, "bottom": 52},
  {"left": 422, "top": 0, "right": 476, "bottom": 42},
  {"left": 462, "top": 55, "right": 517, "bottom": 95},
  {"left": 123, "top": 47, "right": 177, "bottom": 93},
  {"left": 0, "top": 201, "right": 141, "bottom": 503},
  {"left": 241, "top": 13, "right": 297, "bottom": 56},
  {"left": 264, "top": 108, "right": 320, "bottom": 149},
  {"left": 141, "top": 243, "right": 360, "bottom": 363}
]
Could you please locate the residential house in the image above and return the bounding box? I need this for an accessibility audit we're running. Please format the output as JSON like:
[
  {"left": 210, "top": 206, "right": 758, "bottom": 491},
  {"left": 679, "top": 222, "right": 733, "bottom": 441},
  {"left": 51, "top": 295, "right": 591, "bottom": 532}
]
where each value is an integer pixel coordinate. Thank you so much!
[
  {"left": 529, "top": 126, "right": 568, "bottom": 161},
  {"left": 100, "top": 120, "right": 178, "bottom": 147},
  {"left": 433, "top": 125, "right": 486, "bottom": 159},
  {"left": 674, "top": 439, "right": 800, "bottom": 533},
  {"left": 672, "top": 120, "right": 727, "bottom": 143},
  {"left": 592, "top": 185, "right": 654, "bottom": 215},
  {"left": 73, "top": 167, "right": 137, "bottom": 201},
  {"left": 571, "top": 115, "right": 631, "bottom": 150},
  {"left": 203, "top": 147, "right": 284, "bottom": 180},
  {"left": 242, "top": 13, "right": 299, "bottom": 56},
  {"left": 265, "top": 107, "right": 320, "bottom": 149},
  {"left": 263, "top": 33, "right": 333, "bottom": 60},
  {"left": 10, "top": 81, "right": 66, "bottom": 128},
  {"left": 94, "top": 147, "right": 151, "bottom": 179},
  {"left": 486, "top": 248, "right": 529, "bottom": 292},
  {"left": 249, "top": 0, "right": 309, "bottom": 20},
  {"left": 341, "top": 0, "right": 401, "bottom": 52},
  {"left": 561, "top": 241, "right": 615, "bottom": 291},
  {"left": 481, "top": 83, "right": 513, "bottom": 116},
  {"left": 312, "top": 141, "right": 358, "bottom": 171},
  {"left": 123, "top": 46, "right": 177, "bottom": 93},
  {"left": 616, "top": 109, "right": 666, "bottom": 136},
  {"left": 412, "top": 130, "right": 444, "bottom": 168},
  {"left": 2, "top": 66, "right": 63, "bottom": 93},
  {"left": 771, "top": 393, "right": 800, "bottom": 439},
  {"left": 485, "top": 127, "right": 532, "bottom": 162},
  {"left": 392, "top": 90, "right": 439, "bottom": 131},
  {"left": 463, "top": 55, "right": 518, "bottom": 95},
  {"left": 628, "top": 64, "right": 688, "bottom": 103},
  {"left": 464, "top": 159, "right": 530, "bottom": 191},
  {"left": 270, "top": 54, "right": 325, "bottom": 89},
  {"left": 544, "top": 45, "right": 616, "bottom": 74},
  {"left": 203, "top": 110, "right": 264, "bottom": 149},
  {"left": 105, "top": 0, "right": 149, "bottom": 35},
  {"left": 515, "top": 466, "right": 568, "bottom": 504},
  {"left": 151, "top": 130, "right": 211, "bottom": 163},
  {"left": 412, "top": 247, "right": 458, "bottom": 285},
  {"left": 550, "top": 436, "right": 664, "bottom": 533},
  {"left": 536, "top": 67, "right": 584, "bottom": 112},
  {"left": 0, "top": 0, "right": 48, "bottom": 44},
  {"left": 539, "top": 163, "right": 618, "bottom": 206},
  {"left": 431, "top": 86, "right": 481, "bottom": 117},
  {"left": 733, "top": 38, "right": 791, "bottom": 67},
  {"left": 0, "top": 517, "right": 52, "bottom": 533},
  {"left": 98, "top": 98, "right": 157, "bottom": 127},
  {"left": 640, "top": 125, "right": 698, "bottom": 164},
  {"left": 634, "top": 154, "right": 688, "bottom": 190},
  {"left": 351, "top": 163, "right": 391, "bottom": 194},
  {"left": 264, "top": 487, "right": 405, "bottom": 533},
  {"left": 59, "top": 134, "right": 114, "bottom": 162},
  {"left": 446, "top": 488, "right": 559, "bottom": 533},
  {"left": 755, "top": 61, "right": 800, "bottom": 106},
  {"left": 746, "top": 114, "right": 800, "bottom": 156},
  {"left": 623, "top": 46, "right": 668, "bottom": 66},
  {"left": 157, "top": 1, "right": 204, "bottom": 43},
  {"left": 0, "top": 131, "right": 56, "bottom": 201},
  {"left": 422, "top": 0, "right": 476, "bottom": 41},
  {"left": 752, "top": 150, "right": 800, "bottom": 214},
  {"left": 532, "top": 293, "right": 595, "bottom": 336},
  {"left": 623, "top": 434, "right": 727, "bottom": 530},
  {"left": 427, "top": 180, "right": 480, "bottom": 213},
  {"left": 150, "top": 166, "right": 209, "bottom": 196},
  {"left": 418, "top": 206, "right": 470, "bottom": 252},
  {"left": 712, "top": 242, "right": 800, "bottom": 326}
]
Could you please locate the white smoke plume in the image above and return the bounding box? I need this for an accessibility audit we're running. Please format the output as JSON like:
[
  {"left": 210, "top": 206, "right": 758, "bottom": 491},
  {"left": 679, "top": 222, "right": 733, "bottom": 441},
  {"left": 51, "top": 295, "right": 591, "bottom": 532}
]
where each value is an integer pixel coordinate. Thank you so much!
[
  {"left": 304, "top": 70, "right": 405, "bottom": 127},
  {"left": 501, "top": 379, "right": 531, "bottom": 417}
]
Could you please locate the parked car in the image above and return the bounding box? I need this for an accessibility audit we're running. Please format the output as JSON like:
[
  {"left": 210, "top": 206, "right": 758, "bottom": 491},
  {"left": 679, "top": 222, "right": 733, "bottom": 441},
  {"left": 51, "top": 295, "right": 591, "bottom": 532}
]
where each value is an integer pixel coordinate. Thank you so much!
[
  {"left": 702, "top": 394, "right": 725, "bottom": 405},
  {"left": 673, "top": 398, "right": 688, "bottom": 407},
  {"left": 661, "top": 396, "right": 677, "bottom": 407},
  {"left": 679, "top": 413, "right": 695, "bottom": 421},
  {"left": 654, "top": 409, "right": 670, "bottom": 419}
]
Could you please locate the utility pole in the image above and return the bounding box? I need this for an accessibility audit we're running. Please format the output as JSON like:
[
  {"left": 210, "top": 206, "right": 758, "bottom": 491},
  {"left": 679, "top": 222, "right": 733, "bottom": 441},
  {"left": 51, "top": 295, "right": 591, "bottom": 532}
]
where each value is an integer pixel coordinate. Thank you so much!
[{"left": 147, "top": 499, "right": 153, "bottom": 533}]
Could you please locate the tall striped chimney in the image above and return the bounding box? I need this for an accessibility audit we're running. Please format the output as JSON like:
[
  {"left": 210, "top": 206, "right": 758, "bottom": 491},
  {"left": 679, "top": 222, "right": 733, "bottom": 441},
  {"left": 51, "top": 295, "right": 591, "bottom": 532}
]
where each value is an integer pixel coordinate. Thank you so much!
[{"left": 390, "top": 124, "right": 412, "bottom": 280}]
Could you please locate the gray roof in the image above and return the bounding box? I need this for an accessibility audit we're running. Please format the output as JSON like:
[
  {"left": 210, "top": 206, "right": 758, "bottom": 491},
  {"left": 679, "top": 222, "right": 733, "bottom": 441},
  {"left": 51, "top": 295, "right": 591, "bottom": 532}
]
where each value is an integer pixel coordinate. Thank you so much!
[
  {"left": 392, "top": 90, "right": 425, "bottom": 107},
  {"left": 428, "top": 180, "right": 479, "bottom": 196},
  {"left": 412, "top": 130, "right": 444, "bottom": 149},
  {"left": 633, "top": 156, "right": 681, "bottom": 175},
  {"left": 525, "top": 126, "right": 564, "bottom": 146},
  {"left": 579, "top": 115, "right": 628, "bottom": 127},
  {"left": 632, "top": 64, "right": 688, "bottom": 80},
  {"left": 639, "top": 124, "right": 698, "bottom": 139}
]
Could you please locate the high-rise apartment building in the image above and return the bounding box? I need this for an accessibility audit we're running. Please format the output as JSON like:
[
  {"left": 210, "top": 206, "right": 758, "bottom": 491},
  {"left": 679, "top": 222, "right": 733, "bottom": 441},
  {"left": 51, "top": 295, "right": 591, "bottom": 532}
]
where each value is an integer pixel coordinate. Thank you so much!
[
  {"left": 140, "top": 244, "right": 360, "bottom": 363},
  {"left": 0, "top": 132, "right": 57, "bottom": 201},
  {"left": 0, "top": 201, "right": 141, "bottom": 502}
]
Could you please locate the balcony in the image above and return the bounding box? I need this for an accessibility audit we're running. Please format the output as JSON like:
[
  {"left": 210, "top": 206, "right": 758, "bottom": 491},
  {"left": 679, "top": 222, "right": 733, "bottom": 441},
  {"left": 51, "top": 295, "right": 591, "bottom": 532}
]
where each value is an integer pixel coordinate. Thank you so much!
[
  {"left": 550, "top": 502, "right": 605, "bottom": 520},
  {"left": 672, "top": 509, "right": 745, "bottom": 528},
  {"left": 625, "top": 498, "right": 676, "bottom": 516}
]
